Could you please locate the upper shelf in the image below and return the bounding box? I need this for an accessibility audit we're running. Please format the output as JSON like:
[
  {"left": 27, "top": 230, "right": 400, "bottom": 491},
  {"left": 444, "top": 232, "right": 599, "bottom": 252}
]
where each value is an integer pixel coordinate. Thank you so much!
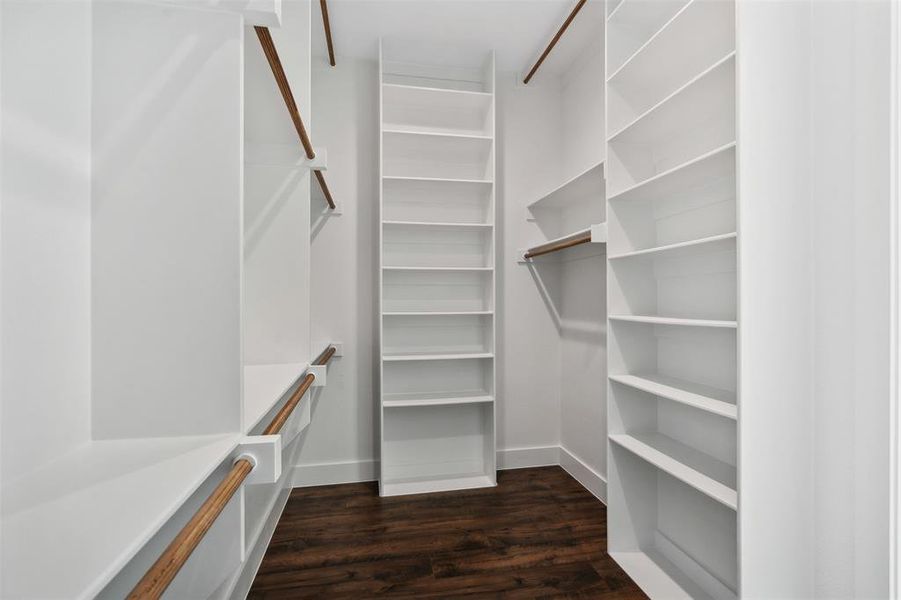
[
  {"left": 527, "top": 160, "right": 605, "bottom": 210},
  {"left": 1, "top": 434, "right": 239, "bottom": 599},
  {"left": 382, "top": 83, "right": 493, "bottom": 137}
]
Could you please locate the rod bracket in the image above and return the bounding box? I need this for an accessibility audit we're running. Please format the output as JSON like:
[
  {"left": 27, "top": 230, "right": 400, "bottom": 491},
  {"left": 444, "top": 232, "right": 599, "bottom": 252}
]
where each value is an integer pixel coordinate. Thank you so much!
[
  {"left": 236, "top": 435, "right": 281, "bottom": 485},
  {"left": 308, "top": 364, "right": 327, "bottom": 387}
]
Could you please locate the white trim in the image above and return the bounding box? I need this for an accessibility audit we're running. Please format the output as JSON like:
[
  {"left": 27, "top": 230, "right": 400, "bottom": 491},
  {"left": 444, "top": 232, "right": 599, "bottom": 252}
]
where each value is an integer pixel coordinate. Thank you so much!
[
  {"left": 559, "top": 446, "right": 607, "bottom": 504},
  {"left": 891, "top": 1, "right": 901, "bottom": 596},
  {"left": 291, "top": 459, "right": 378, "bottom": 487},
  {"left": 496, "top": 445, "right": 560, "bottom": 469},
  {"left": 289, "top": 447, "right": 607, "bottom": 507}
]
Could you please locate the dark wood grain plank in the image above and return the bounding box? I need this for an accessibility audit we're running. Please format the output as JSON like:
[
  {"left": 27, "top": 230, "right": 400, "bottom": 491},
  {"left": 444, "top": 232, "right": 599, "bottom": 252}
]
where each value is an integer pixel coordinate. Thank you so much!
[{"left": 249, "top": 466, "right": 646, "bottom": 599}]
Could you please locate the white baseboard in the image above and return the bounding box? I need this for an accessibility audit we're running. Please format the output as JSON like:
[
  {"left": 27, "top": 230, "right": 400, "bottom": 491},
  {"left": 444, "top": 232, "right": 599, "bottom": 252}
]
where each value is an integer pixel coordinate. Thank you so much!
[
  {"left": 291, "top": 447, "right": 606, "bottom": 505},
  {"left": 559, "top": 446, "right": 607, "bottom": 504},
  {"left": 291, "top": 458, "right": 377, "bottom": 487},
  {"left": 496, "top": 445, "right": 560, "bottom": 469}
]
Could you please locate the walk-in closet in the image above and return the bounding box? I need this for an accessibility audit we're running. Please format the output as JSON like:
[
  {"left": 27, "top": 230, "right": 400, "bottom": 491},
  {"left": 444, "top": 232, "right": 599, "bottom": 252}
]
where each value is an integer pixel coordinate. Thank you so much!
[{"left": 1, "top": 0, "right": 898, "bottom": 598}]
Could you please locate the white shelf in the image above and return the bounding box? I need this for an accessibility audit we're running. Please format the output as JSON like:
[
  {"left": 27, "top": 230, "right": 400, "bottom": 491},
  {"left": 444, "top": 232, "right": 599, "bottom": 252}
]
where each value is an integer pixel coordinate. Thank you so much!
[
  {"left": 607, "top": 0, "right": 735, "bottom": 84},
  {"left": 383, "top": 220, "right": 493, "bottom": 228},
  {"left": 382, "top": 175, "right": 493, "bottom": 185},
  {"left": 609, "top": 433, "right": 737, "bottom": 509},
  {"left": 243, "top": 362, "right": 307, "bottom": 433},
  {"left": 608, "top": 142, "right": 736, "bottom": 203},
  {"left": 608, "top": 52, "right": 736, "bottom": 141},
  {"left": 380, "top": 473, "right": 495, "bottom": 497},
  {"left": 608, "top": 232, "right": 736, "bottom": 261},
  {"left": 383, "top": 351, "right": 493, "bottom": 362},
  {"left": 382, "top": 128, "right": 492, "bottom": 142},
  {"left": 610, "top": 550, "right": 719, "bottom": 600},
  {"left": 383, "top": 310, "right": 493, "bottom": 317},
  {"left": 609, "top": 373, "right": 736, "bottom": 420},
  {"left": 610, "top": 315, "right": 737, "bottom": 328},
  {"left": 606, "top": 0, "right": 691, "bottom": 77},
  {"left": 1, "top": 434, "right": 239, "bottom": 600},
  {"left": 383, "top": 391, "right": 494, "bottom": 408},
  {"left": 527, "top": 160, "right": 605, "bottom": 210},
  {"left": 382, "top": 83, "right": 492, "bottom": 137},
  {"left": 382, "top": 266, "right": 493, "bottom": 272}
]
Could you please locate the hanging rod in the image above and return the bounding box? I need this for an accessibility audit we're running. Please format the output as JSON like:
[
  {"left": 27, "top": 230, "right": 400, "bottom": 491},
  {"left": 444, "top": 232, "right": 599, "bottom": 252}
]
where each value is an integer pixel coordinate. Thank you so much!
[
  {"left": 254, "top": 26, "right": 337, "bottom": 210},
  {"left": 524, "top": 229, "right": 592, "bottom": 259},
  {"left": 129, "top": 345, "right": 337, "bottom": 598},
  {"left": 320, "top": 0, "right": 336, "bottom": 67},
  {"left": 523, "top": 0, "right": 588, "bottom": 84}
]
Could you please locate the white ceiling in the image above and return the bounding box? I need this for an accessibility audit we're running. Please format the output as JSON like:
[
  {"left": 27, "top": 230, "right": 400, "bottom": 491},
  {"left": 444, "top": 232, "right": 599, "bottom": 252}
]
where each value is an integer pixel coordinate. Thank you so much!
[{"left": 310, "top": 0, "right": 606, "bottom": 81}]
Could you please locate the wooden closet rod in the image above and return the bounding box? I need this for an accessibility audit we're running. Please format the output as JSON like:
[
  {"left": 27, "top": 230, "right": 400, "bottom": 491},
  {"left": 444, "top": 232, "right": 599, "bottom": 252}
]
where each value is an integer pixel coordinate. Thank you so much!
[
  {"left": 129, "top": 345, "right": 337, "bottom": 598},
  {"left": 254, "top": 26, "right": 337, "bottom": 210},
  {"left": 523, "top": 0, "right": 587, "bottom": 84},
  {"left": 524, "top": 230, "right": 591, "bottom": 259},
  {"left": 320, "top": 0, "right": 336, "bottom": 67}
]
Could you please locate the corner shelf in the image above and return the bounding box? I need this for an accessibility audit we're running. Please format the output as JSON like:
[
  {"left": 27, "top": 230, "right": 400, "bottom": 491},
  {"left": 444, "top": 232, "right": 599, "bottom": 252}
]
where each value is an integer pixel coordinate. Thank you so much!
[
  {"left": 610, "top": 433, "right": 737, "bottom": 510},
  {"left": 527, "top": 160, "right": 605, "bottom": 210}
]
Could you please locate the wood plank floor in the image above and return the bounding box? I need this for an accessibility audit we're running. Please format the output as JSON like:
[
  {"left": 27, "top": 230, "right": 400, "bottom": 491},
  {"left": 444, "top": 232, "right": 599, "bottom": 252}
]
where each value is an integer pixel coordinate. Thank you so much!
[{"left": 249, "top": 467, "right": 646, "bottom": 599}]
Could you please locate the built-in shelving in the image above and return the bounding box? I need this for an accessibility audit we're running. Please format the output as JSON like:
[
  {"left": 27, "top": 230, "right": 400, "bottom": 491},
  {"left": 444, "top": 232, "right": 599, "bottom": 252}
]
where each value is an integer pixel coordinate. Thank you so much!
[
  {"left": 379, "top": 40, "right": 496, "bottom": 497},
  {"left": 606, "top": 1, "right": 739, "bottom": 596},
  {"left": 527, "top": 160, "right": 605, "bottom": 210},
  {"left": 610, "top": 433, "right": 737, "bottom": 510}
]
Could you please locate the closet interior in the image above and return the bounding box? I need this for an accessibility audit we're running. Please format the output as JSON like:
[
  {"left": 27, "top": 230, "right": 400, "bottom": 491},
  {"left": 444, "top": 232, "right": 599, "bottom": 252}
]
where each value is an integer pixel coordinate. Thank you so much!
[{"left": 1, "top": 0, "right": 896, "bottom": 598}]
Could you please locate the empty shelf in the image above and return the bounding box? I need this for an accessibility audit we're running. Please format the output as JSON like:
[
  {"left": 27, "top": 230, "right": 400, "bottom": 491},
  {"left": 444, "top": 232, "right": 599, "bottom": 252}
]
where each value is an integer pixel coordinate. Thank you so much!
[
  {"left": 608, "top": 232, "right": 736, "bottom": 260},
  {"left": 609, "top": 433, "right": 737, "bottom": 509},
  {"left": 1, "top": 434, "right": 240, "bottom": 599},
  {"left": 527, "top": 160, "right": 605, "bottom": 209},
  {"left": 381, "top": 473, "right": 495, "bottom": 497},
  {"left": 383, "top": 391, "right": 494, "bottom": 408},
  {"left": 383, "top": 220, "right": 493, "bottom": 228},
  {"left": 382, "top": 83, "right": 492, "bottom": 136},
  {"left": 383, "top": 310, "right": 493, "bottom": 317},
  {"left": 382, "top": 266, "right": 493, "bottom": 272},
  {"left": 382, "top": 175, "right": 493, "bottom": 185},
  {"left": 383, "top": 351, "right": 493, "bottom": 362},
  {"left": 243, "top": 362, "right": 307, "bottom": 433},
  {"left": 609, "top": 373, "right": 736, "bottom": 419},
  {"left": 608, "top": 142, "right": 735, "bottom": 204},
  {"left": 610, "top": 315, "right": 737, "bottom": 328}
]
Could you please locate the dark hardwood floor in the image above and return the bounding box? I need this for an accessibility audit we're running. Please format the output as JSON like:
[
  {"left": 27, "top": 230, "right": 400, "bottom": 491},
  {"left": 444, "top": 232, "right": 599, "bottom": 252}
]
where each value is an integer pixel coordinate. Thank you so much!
[{"left": 248, "top": 466, "right": 646, "bottom": 599}]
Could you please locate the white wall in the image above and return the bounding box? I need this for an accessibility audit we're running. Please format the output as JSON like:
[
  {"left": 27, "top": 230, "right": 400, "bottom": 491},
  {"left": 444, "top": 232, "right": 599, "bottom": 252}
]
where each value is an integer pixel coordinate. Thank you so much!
[
  {"left": 295, "top": 57, "right": 380, "bottom": 482},
  {"left": 91, "top": 0, "right": 243, "bottom": 439},
  {"left": 739, "top": 0, "right": 893, "bottom": 596},
  {"left": 0, "top": 0, "right": 93, "bottom": 482},
  {"left": 811, "top": 1, "right": 891, "bottom": 597}
]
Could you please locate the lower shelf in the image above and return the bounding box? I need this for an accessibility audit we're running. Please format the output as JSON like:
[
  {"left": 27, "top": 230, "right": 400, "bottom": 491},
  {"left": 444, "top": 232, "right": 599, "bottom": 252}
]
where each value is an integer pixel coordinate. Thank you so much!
[
  {"left": 609, "top": 433, "right": 737, "bottom": 510},
  {"left": 610, "top": 549, "right": 724, "bottom": 600},
  {"left": 381, "top": 473, "right": 495, "bottom": 497},
  {"left": 383, "top": 391, "right": 494, "bottom": 408}
]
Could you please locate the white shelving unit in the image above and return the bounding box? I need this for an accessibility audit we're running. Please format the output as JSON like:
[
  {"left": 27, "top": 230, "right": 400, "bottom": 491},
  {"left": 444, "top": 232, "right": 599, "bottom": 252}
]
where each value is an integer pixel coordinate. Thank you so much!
[
  {"left": 526, "top": 159, "right": 607, "bottom": 258},
  {"left": 378, "top": 39, "right": 497, "bottom": 497},
  {"left": 606, "top": 0, "right": 739, "bottom": 598}
]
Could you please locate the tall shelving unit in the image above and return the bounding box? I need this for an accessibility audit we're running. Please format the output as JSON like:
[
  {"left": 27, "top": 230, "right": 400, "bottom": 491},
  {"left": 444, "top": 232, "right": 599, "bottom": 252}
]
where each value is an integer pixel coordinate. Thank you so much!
[
  {"left": 604, "top": 1, "right": 739, "bottom": 598},
  {"left": 378, "top": 40, "right": 497, "bottom": 497}
]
